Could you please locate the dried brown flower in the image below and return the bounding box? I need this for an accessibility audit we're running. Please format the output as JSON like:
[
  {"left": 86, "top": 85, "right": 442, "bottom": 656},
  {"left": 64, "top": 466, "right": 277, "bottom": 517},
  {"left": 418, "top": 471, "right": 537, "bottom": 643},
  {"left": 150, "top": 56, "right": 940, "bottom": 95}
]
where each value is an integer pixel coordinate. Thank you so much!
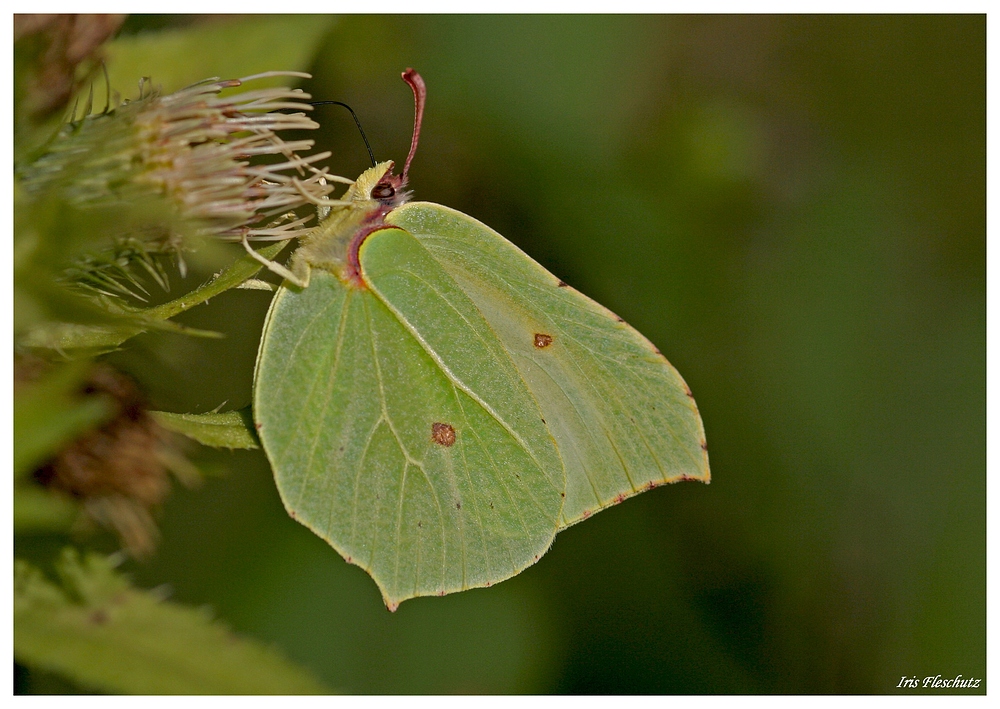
[
  {"left": 14, "top": 14, "right": 125, "bottom": 119},
  {"left": 31, "top": 362, "right": 198, "bottom": 557}
]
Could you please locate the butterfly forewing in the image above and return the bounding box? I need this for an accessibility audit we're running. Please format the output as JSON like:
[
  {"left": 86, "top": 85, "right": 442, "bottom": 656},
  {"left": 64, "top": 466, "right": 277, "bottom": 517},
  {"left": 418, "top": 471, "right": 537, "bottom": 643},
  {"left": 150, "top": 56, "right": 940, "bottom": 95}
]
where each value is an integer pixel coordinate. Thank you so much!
[{"left": 387, "top": 202, "right": 710, "bottom": 528}]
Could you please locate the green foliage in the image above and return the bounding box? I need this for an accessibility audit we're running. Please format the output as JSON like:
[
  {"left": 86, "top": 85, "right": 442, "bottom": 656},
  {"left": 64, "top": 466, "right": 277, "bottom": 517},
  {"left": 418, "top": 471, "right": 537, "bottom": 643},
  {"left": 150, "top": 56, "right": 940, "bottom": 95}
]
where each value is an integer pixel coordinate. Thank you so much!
[
  {"left": 152, "top": 409, "right": 259, "bottom": 450},
  {"left": 14, "top": 16, "right": 335, "bottom": 694},
  {"left": 14, "top": 549, "right": 330, "bottom": 694},
  {"left": 105, "top": 16, "right": 336, "bottom": 94}
]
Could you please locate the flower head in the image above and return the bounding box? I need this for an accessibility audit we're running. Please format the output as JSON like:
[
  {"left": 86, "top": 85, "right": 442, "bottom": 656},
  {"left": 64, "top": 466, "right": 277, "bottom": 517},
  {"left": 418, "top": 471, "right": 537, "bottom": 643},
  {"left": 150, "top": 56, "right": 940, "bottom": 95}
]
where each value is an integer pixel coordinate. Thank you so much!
[{"left": 19, "top": 72, "right": 341, "bottom": 292}]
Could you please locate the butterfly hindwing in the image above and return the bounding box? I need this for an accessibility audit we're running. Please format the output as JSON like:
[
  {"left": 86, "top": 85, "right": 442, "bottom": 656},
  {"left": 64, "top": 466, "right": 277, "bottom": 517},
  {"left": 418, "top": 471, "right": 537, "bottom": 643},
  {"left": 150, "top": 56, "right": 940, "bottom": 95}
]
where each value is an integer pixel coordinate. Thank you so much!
[{"left": 387, "top": 202, "right": 710, "bottom": 528}]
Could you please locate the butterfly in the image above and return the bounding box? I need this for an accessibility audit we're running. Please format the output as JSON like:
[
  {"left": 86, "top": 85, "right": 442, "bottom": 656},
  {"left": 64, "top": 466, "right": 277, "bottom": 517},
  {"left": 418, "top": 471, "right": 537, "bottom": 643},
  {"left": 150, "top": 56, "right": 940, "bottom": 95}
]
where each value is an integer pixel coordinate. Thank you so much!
[{"left": 252, "top": 69, "right": 709, "bottom": 611}]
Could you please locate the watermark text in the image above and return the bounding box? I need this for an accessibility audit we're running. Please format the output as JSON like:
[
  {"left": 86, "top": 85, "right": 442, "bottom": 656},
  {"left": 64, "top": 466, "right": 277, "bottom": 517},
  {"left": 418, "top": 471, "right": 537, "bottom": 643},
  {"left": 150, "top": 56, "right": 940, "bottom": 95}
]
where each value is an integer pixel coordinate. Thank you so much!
[{"left": 897, "top": 675, "right": 981, "bottom": 689}]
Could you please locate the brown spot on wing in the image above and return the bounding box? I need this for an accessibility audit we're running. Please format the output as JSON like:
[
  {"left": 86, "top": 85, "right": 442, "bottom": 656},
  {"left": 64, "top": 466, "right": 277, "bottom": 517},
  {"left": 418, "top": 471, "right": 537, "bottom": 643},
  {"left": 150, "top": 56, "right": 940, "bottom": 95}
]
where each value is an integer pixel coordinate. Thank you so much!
[
  {"left": 533, "top": 333, "right": 553, "bottom": 348},
  {"left": 431, "top": 422, "right": 456, "bottom": 446},
  {"left": 557, "top": 280, "right": 568, "bottom": 287},
  {"left": 700, "top": 441, "right": 708, "bottom": 451}
]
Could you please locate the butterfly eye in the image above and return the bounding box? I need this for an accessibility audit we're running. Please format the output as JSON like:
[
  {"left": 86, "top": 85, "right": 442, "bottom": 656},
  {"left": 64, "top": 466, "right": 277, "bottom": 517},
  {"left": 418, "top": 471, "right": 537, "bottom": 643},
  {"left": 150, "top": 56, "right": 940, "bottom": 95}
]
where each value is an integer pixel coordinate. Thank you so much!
[{"left": 371, "top": 183, "right": 395, "bottom": 199}]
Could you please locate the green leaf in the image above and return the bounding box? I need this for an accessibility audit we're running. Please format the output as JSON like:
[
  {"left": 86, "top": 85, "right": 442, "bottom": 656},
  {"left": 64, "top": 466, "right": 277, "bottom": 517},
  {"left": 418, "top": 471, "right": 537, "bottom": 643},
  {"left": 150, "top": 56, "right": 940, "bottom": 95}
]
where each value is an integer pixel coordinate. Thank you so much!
[
  {"left": 14, "top": 360, "right": 114, "bottom": 478},
  {"left": 14, "top": 549, "right": 331, "bottom": 695},
  {"left": 152, "top": 409, "right": 259, "bottom": 450},
  {"left": 105, "top": 16, "right": 337, "bottom": 95}
]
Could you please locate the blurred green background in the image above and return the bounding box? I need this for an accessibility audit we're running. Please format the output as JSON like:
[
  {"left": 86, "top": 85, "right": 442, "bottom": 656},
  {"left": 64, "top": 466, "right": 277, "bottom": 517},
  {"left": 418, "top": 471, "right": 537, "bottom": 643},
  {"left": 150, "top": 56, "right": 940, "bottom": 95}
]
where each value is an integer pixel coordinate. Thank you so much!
[{"left": 16, "top": 15, "right": 984, "bottom": 693}]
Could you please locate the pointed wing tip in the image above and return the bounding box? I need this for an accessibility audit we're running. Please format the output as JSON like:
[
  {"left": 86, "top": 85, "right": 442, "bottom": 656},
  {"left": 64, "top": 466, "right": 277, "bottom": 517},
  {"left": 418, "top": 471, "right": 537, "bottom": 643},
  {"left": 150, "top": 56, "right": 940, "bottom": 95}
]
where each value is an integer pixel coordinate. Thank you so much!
[
  {"left": 374, "top": 556, "right": 553, "bottom": 609},
  {"left": 377, "top": 583, "right": 406, "bottom": 612}
]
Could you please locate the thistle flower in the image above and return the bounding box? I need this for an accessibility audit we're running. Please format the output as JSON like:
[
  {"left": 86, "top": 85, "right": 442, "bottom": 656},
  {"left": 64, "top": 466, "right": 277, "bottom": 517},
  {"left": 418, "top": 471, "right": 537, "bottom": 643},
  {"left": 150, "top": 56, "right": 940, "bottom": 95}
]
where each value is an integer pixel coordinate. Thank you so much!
[{"left": 19, "top": 71, "right": 338, "bottom": 292}]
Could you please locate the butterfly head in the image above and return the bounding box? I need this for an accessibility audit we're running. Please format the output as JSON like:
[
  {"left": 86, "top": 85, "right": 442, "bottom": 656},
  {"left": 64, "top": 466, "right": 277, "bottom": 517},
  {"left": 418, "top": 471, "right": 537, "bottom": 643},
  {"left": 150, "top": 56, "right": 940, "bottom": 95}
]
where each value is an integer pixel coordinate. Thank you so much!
[
  {"left": 344, "top": 160, "right": 410, "bottom": 214},
  {"left": 340, "top": 69, "right": 425, "bottom": 220}
]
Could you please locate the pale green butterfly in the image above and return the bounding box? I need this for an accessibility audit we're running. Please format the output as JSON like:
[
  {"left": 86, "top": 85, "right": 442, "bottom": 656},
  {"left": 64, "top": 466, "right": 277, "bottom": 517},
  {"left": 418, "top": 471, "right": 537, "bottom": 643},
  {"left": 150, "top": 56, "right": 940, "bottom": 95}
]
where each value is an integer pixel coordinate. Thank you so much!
[{"left": 252, "top": 69, "right": 709, "bottom": 611}]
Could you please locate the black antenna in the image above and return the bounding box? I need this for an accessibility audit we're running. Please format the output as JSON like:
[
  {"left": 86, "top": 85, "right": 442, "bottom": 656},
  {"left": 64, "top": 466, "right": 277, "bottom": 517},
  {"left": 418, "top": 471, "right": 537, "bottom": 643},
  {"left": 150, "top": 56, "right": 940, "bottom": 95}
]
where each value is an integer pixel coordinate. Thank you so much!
[{"left": 310, "top": 101, "right": 376, "bottom": 168}]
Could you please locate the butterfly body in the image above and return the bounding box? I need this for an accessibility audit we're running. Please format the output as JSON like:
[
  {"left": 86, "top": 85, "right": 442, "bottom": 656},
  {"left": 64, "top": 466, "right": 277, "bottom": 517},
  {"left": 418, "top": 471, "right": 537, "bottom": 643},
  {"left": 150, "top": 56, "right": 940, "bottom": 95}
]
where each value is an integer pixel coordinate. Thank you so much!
[{"left": 288, "top": 161, "right": 408, "bottom": 287}]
